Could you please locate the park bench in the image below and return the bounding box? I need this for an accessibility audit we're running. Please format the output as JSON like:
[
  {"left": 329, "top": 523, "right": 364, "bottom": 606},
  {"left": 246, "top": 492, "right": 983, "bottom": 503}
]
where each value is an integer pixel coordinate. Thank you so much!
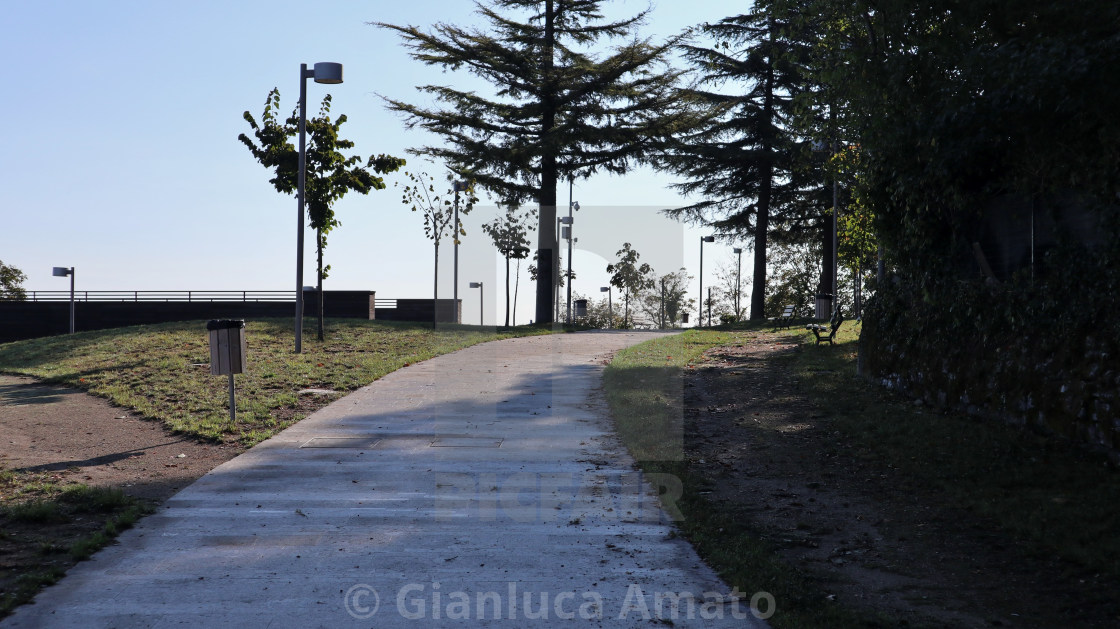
[
  {"left": 775, "top": 304, "right": 795, "bottom": 329},
  {"left": 806, "top": 306, "right": 844, "bottom": 345}
]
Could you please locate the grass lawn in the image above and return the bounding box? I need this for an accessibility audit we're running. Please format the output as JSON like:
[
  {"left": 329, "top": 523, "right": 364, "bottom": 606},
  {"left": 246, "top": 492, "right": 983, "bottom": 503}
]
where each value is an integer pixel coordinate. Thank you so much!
[
  {"left": 0, "top": 318, "right": 550, "bottom": 447},
  {"left": 604, "top": 321, "right": 1120, "bottom": 627}
]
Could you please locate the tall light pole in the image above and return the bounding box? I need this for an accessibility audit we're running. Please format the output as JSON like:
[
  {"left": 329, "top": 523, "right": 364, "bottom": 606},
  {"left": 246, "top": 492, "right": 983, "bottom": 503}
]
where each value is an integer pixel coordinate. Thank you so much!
[
  {"left": 732, "top": 247, "right": 743, "bottom": 321},
  {"left": 453, "top": 180, "right": 468, "bottom": 320},
  {"left": 52, "top": 266, "right": 75, "bottom": 334},
  {"left": 699, "top": 236, "right": 714, "bottom": 327},
  {"left": 469, "top": 282, "right": 483, "bottom": 325},
  {"left": 564, "top": 177, "right": 581, "bottom": 325},
  {"left": 295, "top": 61, "right": 343, "bottom": 354},
  {"left": 600, "top": 286, "right": 612, "bottom": 329}
]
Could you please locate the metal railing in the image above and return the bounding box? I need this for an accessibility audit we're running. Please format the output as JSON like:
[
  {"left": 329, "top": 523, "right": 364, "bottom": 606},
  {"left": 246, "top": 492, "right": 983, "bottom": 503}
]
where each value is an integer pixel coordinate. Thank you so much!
[
  {"left": 25, "top": 290, "right": 295, "bottom": 303},
  {"left": 22, "top": 291, "right": 402, "bottom": 309}
]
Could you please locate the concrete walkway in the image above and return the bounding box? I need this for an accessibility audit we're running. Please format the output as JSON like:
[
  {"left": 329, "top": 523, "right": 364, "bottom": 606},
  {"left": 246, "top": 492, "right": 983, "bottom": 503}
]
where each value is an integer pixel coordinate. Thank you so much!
[{"left": 5, "top": 331, "right": 768, "bottom": 628}]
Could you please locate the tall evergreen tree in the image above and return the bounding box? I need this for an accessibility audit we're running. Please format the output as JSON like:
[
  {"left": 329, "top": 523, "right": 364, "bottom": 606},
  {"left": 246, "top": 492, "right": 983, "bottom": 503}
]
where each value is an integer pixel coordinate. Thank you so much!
[
  {"left": 660, "top": 3, "right": 822, "bottom": 320},
  {"left": 377, "top": 0, "right": 689, "bottom": 324}
]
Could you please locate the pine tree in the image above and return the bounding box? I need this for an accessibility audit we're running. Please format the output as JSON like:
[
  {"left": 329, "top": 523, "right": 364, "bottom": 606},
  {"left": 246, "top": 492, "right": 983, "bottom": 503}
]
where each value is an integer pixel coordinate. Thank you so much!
[
  {"left": 377, "top": 0, "right": 689, "bottom": 324},
  {"left": 661, "top": 2, "right": 823, "bottom": 320}
]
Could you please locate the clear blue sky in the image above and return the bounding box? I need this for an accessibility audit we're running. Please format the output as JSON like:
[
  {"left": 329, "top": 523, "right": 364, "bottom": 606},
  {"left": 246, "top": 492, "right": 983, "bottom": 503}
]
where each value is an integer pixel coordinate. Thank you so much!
[{"left": 1, "top": 1, "right": 750, "bottom": 325}]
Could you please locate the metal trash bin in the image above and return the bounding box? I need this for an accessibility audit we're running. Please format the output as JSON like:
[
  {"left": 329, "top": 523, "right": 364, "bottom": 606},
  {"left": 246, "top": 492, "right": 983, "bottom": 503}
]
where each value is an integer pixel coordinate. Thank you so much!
[
  {"left": 207, "top": 319, "right": 247, "bottom": 375},
  {"left": 574, "top": 299, "right": 588, "bottom": 318},
  {"left": 815, "top": 294, "right": 833, "bottom": 321}
]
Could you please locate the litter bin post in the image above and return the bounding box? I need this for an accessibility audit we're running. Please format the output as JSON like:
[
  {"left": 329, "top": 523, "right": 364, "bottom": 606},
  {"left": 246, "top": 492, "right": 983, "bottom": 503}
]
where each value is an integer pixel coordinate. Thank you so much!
[
  {"left": 574, "top": 299, "right": 588, "bottom": 319},
  {"left": 207, "top": 320, "right": 247, "bottom": 425}
]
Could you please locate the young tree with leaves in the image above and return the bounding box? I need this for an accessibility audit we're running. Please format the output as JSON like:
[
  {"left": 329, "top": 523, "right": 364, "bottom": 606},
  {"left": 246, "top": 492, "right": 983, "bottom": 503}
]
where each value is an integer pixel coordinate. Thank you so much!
[
  {"left": 239, "top": 88, "right": 404, "bottom": 341},
  {"left": 661, "top": 2, "right": 823, "bottom": 321},
  {"left": 606, "top": 243, "right": 654, "bottom": 328},
  {"left": 482, "top": 205, "right": 534, "bottom": 327},
  {"left": 636, "top": 269, "right": 694, "bottom": 328},
  {"left": 398, "top": 171, "right": 477, "bottom": 328},
  {"left": 377, "top": 0, "right": 692, "bottom": 325},
  {"left": 0, "top": 260, "right": 27, "bottom": 301}
]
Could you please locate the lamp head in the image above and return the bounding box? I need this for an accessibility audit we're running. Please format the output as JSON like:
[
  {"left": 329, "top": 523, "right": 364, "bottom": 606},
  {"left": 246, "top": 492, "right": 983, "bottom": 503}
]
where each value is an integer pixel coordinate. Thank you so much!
[
  {"left": 312, "top": 62, "right": 343, "bottom": 84},
  {"left": 469, "top": 282, "right": 482, "bottom": 288},
  {"left": 52, "top": 266, "right": 71, "bottom": 277},
  {"left": 702, "top": 236, "right": 715, "bottom": 243},
  {"left": 600, "top": 287, "right": 610, "bottom": 293},
  {"left": 733, "top": 247, "right": 742, "bottom": 254}
]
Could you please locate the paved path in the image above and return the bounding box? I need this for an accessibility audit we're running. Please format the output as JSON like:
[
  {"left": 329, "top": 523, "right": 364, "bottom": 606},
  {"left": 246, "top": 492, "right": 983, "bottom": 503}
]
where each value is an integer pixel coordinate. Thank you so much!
[{"left": 5, "top": 331, "right": 767, "bottom": 628}]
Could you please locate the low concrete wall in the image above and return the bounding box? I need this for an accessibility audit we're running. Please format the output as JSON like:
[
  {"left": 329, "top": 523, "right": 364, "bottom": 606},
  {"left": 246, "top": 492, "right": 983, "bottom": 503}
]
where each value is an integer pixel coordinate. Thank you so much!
[
  {"left": 374, "top": 299, "right": 460, "bottom": 324},
  {"left": 0, "top": 292, "right": 463, "bottom": 344}
]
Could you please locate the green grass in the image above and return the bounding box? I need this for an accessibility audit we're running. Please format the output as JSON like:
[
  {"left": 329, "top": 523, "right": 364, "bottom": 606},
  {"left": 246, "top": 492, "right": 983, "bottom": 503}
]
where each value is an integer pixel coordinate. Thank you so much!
[
  {"left": 0, "top": 476, "right": 153, "bottom": 617},
  {"left": 604, "top": 320, "right": 1120, "bottom": 627},
  {"left": 0, "top": 318, "right": 549, "bottom": 446},
  {"left": 604, "top": 326, "right": 871, "bottom": 627}
]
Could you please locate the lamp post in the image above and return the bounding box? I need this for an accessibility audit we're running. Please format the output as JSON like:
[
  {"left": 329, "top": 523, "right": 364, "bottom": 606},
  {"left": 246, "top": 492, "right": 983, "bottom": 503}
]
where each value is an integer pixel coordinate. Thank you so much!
[
  {"left": 732, "top": 247, "right": 743, "bottom": 321},
  {"left": 453, "top": 180, "right": 468, "bottom": 319},
  {"left": 560, "top": 215, "right": 577, "bottom": 324},
  {"left": 51, "top": 266, "right": 75, "bottom": 334},
  {"left": 699, "top": 236, "right": 714, "bottom": 327},
  {"left": 600, "top": 286, "right": 612, "bottom": 329},
  {"left": 469, "top": 282, "right": 483, "bottom": 325},
  {"left": 294, "top": 61, "right": 343, "bottom": 354},
  {"left": 565, "top": 177, "right": 579, "bottom": 325}
]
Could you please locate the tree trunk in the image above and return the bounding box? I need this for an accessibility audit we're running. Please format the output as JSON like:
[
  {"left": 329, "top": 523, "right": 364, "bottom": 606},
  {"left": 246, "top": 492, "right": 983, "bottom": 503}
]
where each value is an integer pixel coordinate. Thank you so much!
[
  {"left": 316, "top": 228, "right": 325, "bottom": 341},
  {"left": 513, "top": 257, "right": 521, "bottom": 325},
  {"left": 504, "top": 253, "right": 511, "bottom": 327},
  {"left": 535, "top": 0, "right": 558, "bottom": 325},
  {"left": 750, "top": 22, "right": 777, "bottom": 321}
]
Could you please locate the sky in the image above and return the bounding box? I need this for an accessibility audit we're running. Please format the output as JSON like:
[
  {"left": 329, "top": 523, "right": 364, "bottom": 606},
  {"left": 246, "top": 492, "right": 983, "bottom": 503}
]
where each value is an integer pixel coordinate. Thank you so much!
[{"left": 1, "top": 0, "right": 751, "bottom": 326}]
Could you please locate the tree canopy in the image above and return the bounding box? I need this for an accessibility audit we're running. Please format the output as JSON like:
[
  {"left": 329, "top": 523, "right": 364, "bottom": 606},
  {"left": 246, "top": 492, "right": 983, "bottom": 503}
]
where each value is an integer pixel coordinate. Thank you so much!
[
  {"left": 661, "top": 2, "right": 824, "bottom": 319},
  {"left": 239, "top": 88, "right": 404, "bottom": 340},
  {"left": 0, "top": 260, "right": 27, "bottom": 301},
  {"left": 377, "top": 0, "right": 691, "bottom": 324}
]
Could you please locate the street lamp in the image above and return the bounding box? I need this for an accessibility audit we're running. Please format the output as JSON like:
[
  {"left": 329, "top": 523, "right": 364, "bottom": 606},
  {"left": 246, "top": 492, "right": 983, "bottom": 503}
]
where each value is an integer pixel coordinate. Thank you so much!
[
  {"left": 600, "top": 286, "right": 612, "bottom": 329},
  {"left": 51, "top": 266, "right": 75, "bottom": 334},
  {"left": 469, "top": 282, "right": 483, "bottom": 325},
  {"left": 295, "top": 61, "right": 343, "bottom": 354},
  {"left": 560, "top": 212, "right": 576, "bottom": 324},
  {"left": 699, "top": 236, "right": 715, "bottom": 327},
  {"left": 732, "top": 247, "right": 743, "bottom": 321},
  {"left": 453, "top": 180, "right": 468, "bottom": 317}
]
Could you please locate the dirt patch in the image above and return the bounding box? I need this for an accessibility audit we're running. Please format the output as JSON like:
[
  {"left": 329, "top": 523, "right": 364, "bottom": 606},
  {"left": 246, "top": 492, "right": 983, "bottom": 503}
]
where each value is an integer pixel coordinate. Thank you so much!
[
  {"left": 683, "top": 332, "right": 1119, "bottom": 628},
  {"left": 0, "top": 375, "right": 238, "bottom": 501},
  {"left": 0, "top": 374, "right": 238, "bottom": 608}
]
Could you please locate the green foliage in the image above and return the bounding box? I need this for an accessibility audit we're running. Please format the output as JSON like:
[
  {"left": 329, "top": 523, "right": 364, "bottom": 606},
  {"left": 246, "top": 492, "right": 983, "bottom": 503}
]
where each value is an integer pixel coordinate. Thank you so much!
[
  {"left": 605, "top": 243, "right": 654, "bottom": 327},
  {"left": 780, "top": 0, "right": 1120, "bottom": 449},
  {"left": 239, "top": 88, "right": 405, "bottom": 338},
  {"left": 482, "top": 205, "right": 534, "bottom": 327},
  {"left": 0, "top": 260, "right": 27, "bottom": 301},
  {"left": 663, "top": 2, "right": 826, "bottom": 320},
  {"left": 862, "top": 244, "right": 1120, "bottom": 451},
  {"left": 636, "top": 269, "right": 694, "bottom": 329}
]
